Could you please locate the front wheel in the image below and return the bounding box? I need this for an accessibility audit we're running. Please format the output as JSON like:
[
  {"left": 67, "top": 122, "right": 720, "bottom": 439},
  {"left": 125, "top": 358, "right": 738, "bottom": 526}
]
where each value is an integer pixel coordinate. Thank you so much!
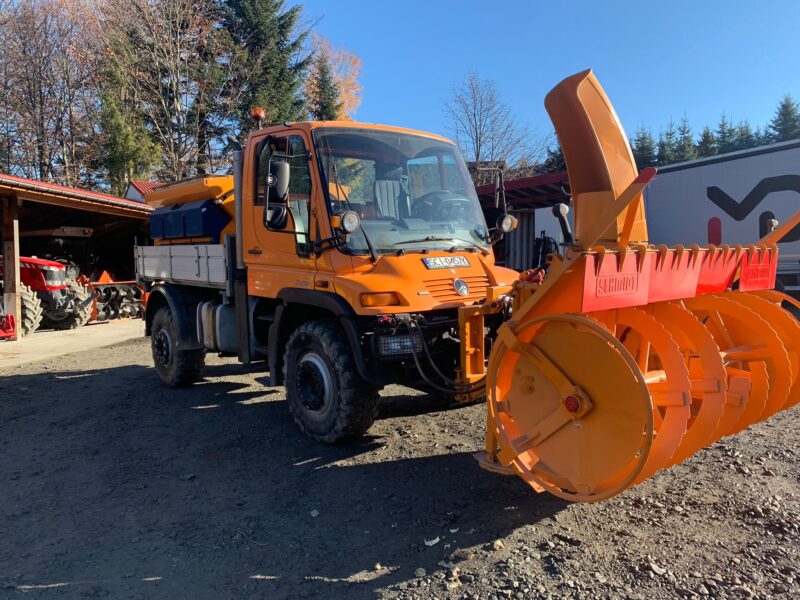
[
  {"left": 150, "top": 307, "right": 204, "bottom": 387},
  {"left": 284, "top": 320, "right": 380, "bottom": 442},
  {"left": 41, "top": 279, "right": 93, "bottom": 330}
]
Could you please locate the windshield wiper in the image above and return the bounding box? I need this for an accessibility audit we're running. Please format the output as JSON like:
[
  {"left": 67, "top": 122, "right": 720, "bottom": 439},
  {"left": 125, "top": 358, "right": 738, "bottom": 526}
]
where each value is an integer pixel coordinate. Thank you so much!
[
  {"left": 394, "top": 236, "right": 489, "bottom": 255},
  {"left": 322, "top": 136, "right": 379, "bottom": 262}
]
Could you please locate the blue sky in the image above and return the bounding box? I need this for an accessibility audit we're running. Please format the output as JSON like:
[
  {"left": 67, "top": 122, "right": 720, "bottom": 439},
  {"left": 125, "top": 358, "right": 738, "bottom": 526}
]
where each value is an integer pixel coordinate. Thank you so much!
[{"left": 302, "top": 0, "right": 800, "bottom": 142}]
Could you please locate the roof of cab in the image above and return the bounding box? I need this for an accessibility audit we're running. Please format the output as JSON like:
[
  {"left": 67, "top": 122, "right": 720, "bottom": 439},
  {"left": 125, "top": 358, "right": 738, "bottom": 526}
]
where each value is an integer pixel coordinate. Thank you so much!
[{"left": 247, "top": 121, "right": 454, "bottom": 145}]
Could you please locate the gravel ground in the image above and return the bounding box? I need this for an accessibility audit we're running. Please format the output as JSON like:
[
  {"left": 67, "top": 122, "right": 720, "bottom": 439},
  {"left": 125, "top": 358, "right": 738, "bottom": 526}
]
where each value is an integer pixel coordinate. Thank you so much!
[{"left": 1, "top": 337, "right": 798, "bottom": 599}]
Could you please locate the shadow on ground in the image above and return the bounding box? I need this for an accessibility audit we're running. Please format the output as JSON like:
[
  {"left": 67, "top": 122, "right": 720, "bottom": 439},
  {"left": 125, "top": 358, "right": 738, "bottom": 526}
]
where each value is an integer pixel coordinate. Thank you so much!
[{"left": 0, "top": 360, "right": 566, "bottom": 599}]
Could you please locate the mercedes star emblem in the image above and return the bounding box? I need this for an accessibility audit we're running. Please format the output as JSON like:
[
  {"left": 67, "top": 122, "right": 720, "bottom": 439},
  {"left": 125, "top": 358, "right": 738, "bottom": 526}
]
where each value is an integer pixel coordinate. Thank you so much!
[{"left": 453, "top": 278, "right": 470, "bottom": 296}]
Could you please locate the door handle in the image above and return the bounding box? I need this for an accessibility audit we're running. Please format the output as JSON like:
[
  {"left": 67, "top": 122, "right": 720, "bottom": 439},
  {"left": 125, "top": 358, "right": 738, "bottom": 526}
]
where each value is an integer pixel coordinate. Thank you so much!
[{"left": 248, "top": 248, "right": 263, "bottom": 255}]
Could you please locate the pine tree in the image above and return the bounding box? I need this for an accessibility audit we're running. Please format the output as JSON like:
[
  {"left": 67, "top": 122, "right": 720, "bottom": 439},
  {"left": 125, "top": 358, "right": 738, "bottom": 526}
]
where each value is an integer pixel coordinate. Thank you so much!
[
  {"left": 674, "top": 116, "right": 696, "bottom": 162},
  {"left": 305, "top": 35, "right": 363, "bottom": 121},
  {"left": 541, "top": 143, "right": 565, "bottom": 173},
  {"left": 695, "top": 126, "right": 717, "bottom": 158},
  {"left": 716, "top": 113, "right": 736, "bottom": 154},
  {"left": 97, "top": 63, "right": 160, "bottom": 194},
  {"left": 306, "top": 49, "right": 342, "bottom": 120},
  {"left": 732, "top": 120, "right": 757, "bottom": 151},
  {"left": 223, "top": 0, "right": 311, "bottom": 130},
  {"left": 768, "top": 94, "right": 800, "bottom": 142},
  {"left": 631, "top": 127, "right": 657, "bottom": 168},
  {"left": 656, "top": 120, "right": 678, "bottom": 166},
  {"left": 755, "top": 126, "right": 772, "bottom": 146}
]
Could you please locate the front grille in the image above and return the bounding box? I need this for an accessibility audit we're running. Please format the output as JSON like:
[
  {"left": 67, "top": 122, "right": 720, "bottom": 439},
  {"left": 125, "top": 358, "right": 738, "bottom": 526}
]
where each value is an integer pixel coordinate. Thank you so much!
[
  {"left": 43, "top": 269, "right": 66, "bottom": 287},
  {"left": 423, "top": 275, "right": 490, "bottom": 303}
]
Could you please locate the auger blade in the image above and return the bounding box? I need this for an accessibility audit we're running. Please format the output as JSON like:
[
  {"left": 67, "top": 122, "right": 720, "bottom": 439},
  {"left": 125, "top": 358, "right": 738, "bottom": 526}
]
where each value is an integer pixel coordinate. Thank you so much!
[
  {"left": 594, "top": 307, "right": 691, "bottom": 479},
  {"left": 686, "top": 294, "right": 791, "bottom": 429},
  {"left": 736, "top": 291, "right": 800, "bottom": 408},
  {"left": 649, "top": 302, "right": 728, "bottom": 464},
  {"left": 486, "top": 315, "right": 653, "bottom": 502}
]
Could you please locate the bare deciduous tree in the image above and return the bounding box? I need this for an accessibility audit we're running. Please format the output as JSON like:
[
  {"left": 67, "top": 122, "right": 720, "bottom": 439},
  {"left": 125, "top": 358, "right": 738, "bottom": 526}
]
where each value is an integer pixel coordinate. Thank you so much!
[
  {"left": 443, "top": 73, "right": 550, "bottom": 182},
  {"left": 0, "top": 0, "right": 101, "bottom": 185}
]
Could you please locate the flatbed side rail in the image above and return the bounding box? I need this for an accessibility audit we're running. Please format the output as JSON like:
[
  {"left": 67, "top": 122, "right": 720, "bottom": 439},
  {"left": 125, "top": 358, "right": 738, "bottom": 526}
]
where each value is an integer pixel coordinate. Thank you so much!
[{"left": 135, "top": 243, "right": 227, "bottom": 289}]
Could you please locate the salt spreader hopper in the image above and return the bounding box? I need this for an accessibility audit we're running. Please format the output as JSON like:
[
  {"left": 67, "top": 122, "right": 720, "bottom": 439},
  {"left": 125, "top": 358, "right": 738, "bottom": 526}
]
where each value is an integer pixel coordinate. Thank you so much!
[{"left": 463, "top": 69, "right": 800, "bottom": 502}]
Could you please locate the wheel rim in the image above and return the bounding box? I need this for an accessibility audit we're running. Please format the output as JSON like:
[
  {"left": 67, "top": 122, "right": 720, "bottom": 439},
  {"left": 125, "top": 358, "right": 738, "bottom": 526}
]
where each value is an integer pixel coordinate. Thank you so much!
[
  {"left": 154, "top": 328, "right": 173, "bottom": 366},
  {"left": 297, "top": 352, "right": 333, "bottom": 413}
]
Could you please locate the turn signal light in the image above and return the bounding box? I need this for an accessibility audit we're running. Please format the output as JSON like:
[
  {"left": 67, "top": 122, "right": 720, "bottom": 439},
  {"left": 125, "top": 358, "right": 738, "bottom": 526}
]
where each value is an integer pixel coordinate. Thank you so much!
[{"left": 361, "top": 292, "right": 401, "bottom": 307}]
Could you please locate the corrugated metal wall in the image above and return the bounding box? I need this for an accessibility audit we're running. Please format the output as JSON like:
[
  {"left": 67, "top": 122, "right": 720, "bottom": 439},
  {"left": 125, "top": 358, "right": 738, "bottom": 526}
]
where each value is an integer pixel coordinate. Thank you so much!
[
  {"left": 505, "top": 209, "right": 536, "bottom": 271},
  {"left": 504, "top": 206, "right": 573, "bottom": 271}
]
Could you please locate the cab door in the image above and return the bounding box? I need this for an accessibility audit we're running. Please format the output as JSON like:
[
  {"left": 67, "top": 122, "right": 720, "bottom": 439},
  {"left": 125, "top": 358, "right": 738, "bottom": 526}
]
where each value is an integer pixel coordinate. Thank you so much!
[{"left": 244, "top": 132, "right": 316, "bottom": 298}]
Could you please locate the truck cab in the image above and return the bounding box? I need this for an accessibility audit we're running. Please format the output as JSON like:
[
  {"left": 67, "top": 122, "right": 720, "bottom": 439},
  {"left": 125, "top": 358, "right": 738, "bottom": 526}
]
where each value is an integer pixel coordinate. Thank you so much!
[{"left": 139, "top": 121, "right": 517, "bottom": 442}]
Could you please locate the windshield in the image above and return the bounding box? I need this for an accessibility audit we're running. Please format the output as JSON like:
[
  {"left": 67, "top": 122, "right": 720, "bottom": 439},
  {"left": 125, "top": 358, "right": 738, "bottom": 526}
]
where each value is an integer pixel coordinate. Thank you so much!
[{"left": 313, "top": 127, "right": 489, "bottom": 255}]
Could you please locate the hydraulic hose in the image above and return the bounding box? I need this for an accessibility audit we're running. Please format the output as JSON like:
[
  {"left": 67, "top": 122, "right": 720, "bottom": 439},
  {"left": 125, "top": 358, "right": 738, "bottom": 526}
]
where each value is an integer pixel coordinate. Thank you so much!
[{"left": 397, "top": 316, "right": 486, "bottom": 396}]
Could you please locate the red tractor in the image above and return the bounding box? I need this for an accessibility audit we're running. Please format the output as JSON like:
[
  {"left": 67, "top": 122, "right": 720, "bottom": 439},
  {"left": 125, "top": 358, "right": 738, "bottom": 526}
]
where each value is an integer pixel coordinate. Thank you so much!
[{"left": 0, "top": 256, "right": 92, "bottom": 336}]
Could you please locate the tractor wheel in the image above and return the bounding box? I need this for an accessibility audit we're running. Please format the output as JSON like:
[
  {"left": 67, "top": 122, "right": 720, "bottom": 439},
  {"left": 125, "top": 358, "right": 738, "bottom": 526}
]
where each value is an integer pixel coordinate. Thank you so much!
[
  {"left": 0, "top": 283, "right": 44, "bottom": 336},
  {"left": 41, "top": 279, "right": 93, "bottom": 330},
  {"left": 16, "top": 283, "right": 44, "bottom": 336},
  {"left": 150, "top": 307, "right": 205, "bottom": 387},
  {"left": 284, "top": 320, "right": 381, "bottom": 443}
]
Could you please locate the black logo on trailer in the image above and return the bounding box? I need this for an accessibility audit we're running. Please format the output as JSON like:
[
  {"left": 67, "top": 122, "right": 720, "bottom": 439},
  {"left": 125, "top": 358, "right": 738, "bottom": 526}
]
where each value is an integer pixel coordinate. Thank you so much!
[{"left": 707, "top": 175, "right": 800, "bottom": 242}]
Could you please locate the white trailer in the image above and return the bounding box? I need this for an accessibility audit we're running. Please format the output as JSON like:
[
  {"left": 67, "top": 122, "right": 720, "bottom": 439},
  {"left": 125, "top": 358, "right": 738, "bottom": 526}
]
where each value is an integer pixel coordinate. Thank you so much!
[{"left": 645, "top": 140, "right": 800, "bottom": 291}]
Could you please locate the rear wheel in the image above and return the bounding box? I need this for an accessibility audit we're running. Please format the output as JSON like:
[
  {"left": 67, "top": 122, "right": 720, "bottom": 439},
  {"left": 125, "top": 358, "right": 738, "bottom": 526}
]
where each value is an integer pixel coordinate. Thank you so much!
[
  {"left": 41, "top": 279, "right": 93, "bottom": 330},
  {"left": 285, "top": 320, "right": 380, "bottom": 442},
  {"left": 150, "top": 307, "right": 204, "bottom": 386},
  {"left": 0, "top": 283, "right": 44, "bottom": 336}
]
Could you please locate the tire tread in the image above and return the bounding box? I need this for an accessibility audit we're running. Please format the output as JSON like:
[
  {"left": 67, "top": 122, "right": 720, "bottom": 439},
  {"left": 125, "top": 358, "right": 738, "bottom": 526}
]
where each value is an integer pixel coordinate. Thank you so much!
[{"left": 284, "top": 319, "right": 380, "bottom": 442}]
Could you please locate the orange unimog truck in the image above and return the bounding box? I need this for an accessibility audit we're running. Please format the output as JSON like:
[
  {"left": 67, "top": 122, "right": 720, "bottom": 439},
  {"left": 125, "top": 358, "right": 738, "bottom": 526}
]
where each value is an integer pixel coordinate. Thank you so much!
[
  {"left": 137, "top": 122, "right": 519, "bottom": 442},
  {"left": 139, "top": 70, "right": 800, "bottom": 503}
]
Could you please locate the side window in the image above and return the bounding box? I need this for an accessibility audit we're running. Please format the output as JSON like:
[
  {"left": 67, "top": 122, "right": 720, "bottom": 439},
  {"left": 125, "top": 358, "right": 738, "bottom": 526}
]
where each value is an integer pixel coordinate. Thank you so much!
[
  {"left": 286, "top": 136, "right": 312, "bottom": 250},
  {"left": 255, "top": 135, "right": 313, "bottom": 254},
  {"left": 255, "top": 137, "right": 287, "bottom": 206}
]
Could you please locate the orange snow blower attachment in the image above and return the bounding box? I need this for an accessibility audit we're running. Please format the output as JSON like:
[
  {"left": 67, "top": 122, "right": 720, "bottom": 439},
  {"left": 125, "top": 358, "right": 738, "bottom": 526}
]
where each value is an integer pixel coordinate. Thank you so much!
[{"left": 469, "top": 69, "right": 799, "bottom": 502}]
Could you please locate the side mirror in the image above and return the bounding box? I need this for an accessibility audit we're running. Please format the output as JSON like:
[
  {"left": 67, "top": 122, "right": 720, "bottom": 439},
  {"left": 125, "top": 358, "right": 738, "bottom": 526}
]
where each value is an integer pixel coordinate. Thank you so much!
[
  {"left": 268, "top": 159, "right": 290, "bottom": 203},
  {"left": 265, "top": 204, "right": 289, "bottom": 229},
  {"left": 263, "top": 159, "right": 290, "bottom": 229}
]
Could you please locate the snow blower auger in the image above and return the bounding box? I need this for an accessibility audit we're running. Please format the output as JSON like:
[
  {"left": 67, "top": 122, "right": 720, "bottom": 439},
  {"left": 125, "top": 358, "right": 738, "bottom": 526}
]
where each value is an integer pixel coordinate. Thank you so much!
[{"left": 458, "top": 69, "right": 800, "bottom": 503}]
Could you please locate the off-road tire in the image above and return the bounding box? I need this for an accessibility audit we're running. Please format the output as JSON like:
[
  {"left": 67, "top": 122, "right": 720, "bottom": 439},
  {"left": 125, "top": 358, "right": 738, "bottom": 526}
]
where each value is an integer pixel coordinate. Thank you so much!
[
  {"left": 284, "top": 320, "right": 380, "bottom": 443},
  {"left": 41, "top": 279, "right": 93, "bottom": 330},
  {"left": 150, "top": 307, "right": 204, "bottom": 387},
  {"left": 0, "top": 283, "right": 44, "bottom": 336}
]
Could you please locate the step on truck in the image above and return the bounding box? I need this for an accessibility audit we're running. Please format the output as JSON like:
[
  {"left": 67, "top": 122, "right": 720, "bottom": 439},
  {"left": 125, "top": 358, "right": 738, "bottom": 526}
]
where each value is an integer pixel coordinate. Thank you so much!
[{"left": 139, "top": 70, "right": 800, "bottom": 503}]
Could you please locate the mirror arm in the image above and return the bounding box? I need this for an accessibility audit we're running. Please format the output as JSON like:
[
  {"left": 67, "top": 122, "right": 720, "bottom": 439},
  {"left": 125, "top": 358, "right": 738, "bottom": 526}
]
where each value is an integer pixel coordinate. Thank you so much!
[{"left": 312, "top": 236, "right": 345, "bottom": 255}]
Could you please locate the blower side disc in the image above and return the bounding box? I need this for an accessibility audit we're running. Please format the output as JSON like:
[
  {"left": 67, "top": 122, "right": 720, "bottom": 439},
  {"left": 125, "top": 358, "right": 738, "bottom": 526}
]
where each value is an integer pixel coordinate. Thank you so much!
[{"left": 486, "top": 314, "right": 653, "bottom": 503}]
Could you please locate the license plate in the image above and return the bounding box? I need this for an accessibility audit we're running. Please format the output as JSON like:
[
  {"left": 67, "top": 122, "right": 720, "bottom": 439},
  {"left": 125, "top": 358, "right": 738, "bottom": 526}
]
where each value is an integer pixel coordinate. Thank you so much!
[{"left": 422, "top": 256, "right": 470, "bottom": 269}]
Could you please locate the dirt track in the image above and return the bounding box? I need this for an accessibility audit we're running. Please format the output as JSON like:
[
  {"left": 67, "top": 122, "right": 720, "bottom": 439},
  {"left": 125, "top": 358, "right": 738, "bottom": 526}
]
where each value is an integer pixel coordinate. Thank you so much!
[{"left": 1, "top": 338, "right": 798, "bottom": 599}]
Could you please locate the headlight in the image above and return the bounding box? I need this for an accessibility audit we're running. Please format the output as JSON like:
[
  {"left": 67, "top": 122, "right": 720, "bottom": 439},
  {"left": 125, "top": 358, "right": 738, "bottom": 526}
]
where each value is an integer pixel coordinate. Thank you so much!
[
  {"left": 331, "top": 210, "right": 362, "bottom": 234},
  {"left": 377, "top": 334, "right": 424, "bottom": 357},
  {"left": 497, "top": 214, "right": 518, "bottom": 233}
]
